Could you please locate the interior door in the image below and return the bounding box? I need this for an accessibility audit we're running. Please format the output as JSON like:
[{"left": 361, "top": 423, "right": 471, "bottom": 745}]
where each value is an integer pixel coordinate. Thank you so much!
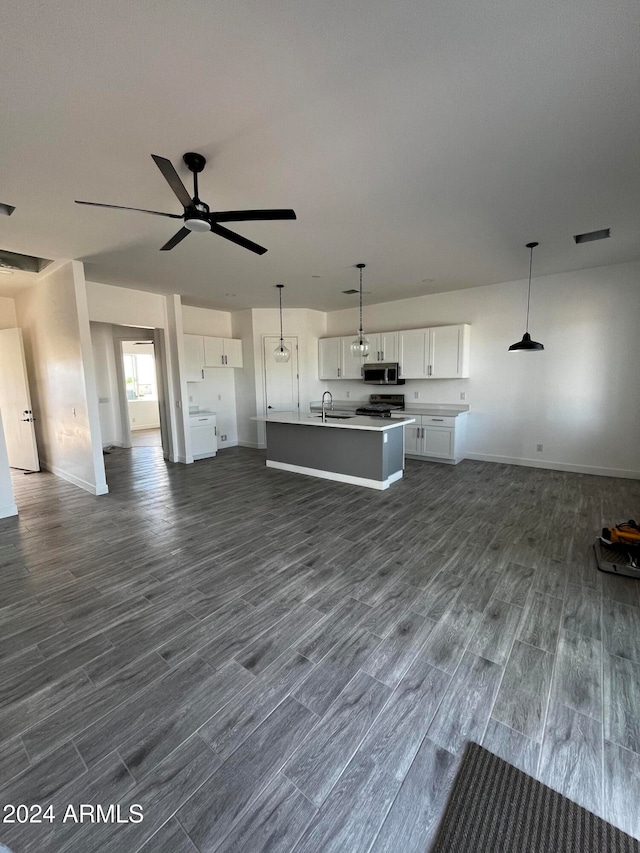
[
  {"left": 0, "top": 328, "right": 39, "bottom": 471},
  {"left": 263, "top": 336, "right": 299, "bottom": 415}
]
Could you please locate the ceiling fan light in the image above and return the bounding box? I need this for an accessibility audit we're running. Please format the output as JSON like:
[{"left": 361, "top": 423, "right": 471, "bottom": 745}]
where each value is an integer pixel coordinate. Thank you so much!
[{"left": 184, "top": 217, "right": 211, "bottom": 232}]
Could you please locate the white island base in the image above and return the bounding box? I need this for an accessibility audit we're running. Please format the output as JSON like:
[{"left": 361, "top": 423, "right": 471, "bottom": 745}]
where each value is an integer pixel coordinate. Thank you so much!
[{"left": 253, "top": 413, "right": 415, "bottom": 490}]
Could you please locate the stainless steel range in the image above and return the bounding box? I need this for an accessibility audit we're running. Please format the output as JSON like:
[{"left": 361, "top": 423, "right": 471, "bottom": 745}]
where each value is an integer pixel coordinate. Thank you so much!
[{"left": 356, "top": 394, "right": 405, "bottom": 418}]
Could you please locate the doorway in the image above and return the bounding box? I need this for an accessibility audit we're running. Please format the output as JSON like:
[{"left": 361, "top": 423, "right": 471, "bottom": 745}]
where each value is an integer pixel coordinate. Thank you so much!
[
  {"left": 262, "top": 335, "right": 300, "bottom": 416},
  {"left": 120, "top": 340, "right": 162, "bottom": 447}
]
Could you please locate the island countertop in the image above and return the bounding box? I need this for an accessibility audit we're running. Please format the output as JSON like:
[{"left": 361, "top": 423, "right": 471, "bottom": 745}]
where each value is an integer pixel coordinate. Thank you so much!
[{"left": 252, "top": 412, "right": 416, "bottom": 432}]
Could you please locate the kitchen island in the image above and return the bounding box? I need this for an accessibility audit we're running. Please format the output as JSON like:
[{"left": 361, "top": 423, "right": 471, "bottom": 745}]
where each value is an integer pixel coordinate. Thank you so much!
[{"left": 252, "top": 412, "right": 415, "bottom": 490}]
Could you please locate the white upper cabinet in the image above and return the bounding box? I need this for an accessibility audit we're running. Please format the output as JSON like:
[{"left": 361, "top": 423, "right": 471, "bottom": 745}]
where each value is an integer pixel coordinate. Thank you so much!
[
  {"left": 399, "top": 324, "right": 470, "bottom": 379},
  {"left": 398, "top": 329, "right": 429, "bottom": 378},
  {"left": 204, "top": 336, "right": 243, "bottom": 368},
  {"left": 429, "top": 324, "right": 470, "bottom": 378},
  {"left": 183, "top": 334, "right": 206, "bottom": 382},
  {"left": 318, "top": 336, "right": 363, "bottom": 379},
  {"left": 340, "top": 336, "right": 364, "bottom": 380},
  {"left": 319, "top": 324, "right": 469, "bottom": 380},
  {"left": 365, "top": 332, "right": 398, "bottom": 363},
  {"left": 318, "top": 337, "right": 341, "bottom": 379}
]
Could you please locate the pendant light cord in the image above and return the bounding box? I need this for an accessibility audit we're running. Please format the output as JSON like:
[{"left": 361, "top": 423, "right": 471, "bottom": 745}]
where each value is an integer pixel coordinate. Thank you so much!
[
  {"left": 525, "top": 244, "right": 533, "bottom": 334},
  {"left": 278, "top": 285, "right": 284, "bottom": 346},
  {"left": 359, "top": 266, "right": 363, "bottom": 342}
]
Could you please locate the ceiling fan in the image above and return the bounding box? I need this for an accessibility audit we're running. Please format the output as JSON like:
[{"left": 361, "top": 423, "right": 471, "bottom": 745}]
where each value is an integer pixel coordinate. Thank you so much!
[{"left": 75, "top": 152, "right": 296, "bottom": 254}]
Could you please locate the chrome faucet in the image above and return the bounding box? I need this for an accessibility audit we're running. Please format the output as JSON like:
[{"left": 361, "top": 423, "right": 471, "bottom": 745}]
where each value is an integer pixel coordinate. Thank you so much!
[{"left": 321, "top": 391, "right": 333, "bottom": 422}]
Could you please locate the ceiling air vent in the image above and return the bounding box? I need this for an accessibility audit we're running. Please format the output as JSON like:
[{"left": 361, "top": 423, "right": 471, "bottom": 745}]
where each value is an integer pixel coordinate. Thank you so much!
[
  {"left": 0, "top": 203, "right": 15, "bottom": 216},
  {"left": 0, "top": 249, "right": 53, "bottom": 273},
  {"left": 574, "top": 228, "right": 610, "bottom": 244}
]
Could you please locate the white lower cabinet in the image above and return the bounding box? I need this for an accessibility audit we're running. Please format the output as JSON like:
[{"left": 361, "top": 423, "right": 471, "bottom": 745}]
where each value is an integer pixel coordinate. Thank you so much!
[
  {"left": 403, "top": 413, "right": 467, "bottom": 464},
  {"left": 190, "top": 414, "right": 217, "bottom": 460}
]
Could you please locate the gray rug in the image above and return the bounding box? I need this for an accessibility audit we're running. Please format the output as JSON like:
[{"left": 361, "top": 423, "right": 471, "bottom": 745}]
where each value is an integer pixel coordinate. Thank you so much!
[{"left": 430, "top": 742, "right": 639, "bottom": 852}]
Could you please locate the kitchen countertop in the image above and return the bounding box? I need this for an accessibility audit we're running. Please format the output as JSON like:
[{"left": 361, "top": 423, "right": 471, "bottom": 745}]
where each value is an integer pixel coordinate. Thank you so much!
[
  {"left": 252, "top": 412, "right": 415, "bottom": 432},
  {"left": 310, "top": 401, "right": 469, "bottom": 417},
  {"left": 189, "top": 410, "right": 217, "bottom": 417}
]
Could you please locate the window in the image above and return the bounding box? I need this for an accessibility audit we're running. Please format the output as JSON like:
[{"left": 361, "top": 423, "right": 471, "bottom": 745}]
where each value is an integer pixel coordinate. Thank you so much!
[{"left": 123, "top": 352, "right": 157, "bottom": 401}]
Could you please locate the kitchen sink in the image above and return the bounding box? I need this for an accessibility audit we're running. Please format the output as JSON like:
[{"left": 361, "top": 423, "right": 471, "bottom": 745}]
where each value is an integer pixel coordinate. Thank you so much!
[{"left": 309, "top": 414, "right": 354, "bottom": 420}]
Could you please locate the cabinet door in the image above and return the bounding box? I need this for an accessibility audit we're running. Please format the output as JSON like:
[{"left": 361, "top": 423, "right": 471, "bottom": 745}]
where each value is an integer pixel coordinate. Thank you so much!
[
  {"left": 429, "top": 325, "right": 463, "bottom": 378},
  {"left": 379, "top": 332, "right": 398, "bottom": 363},
  {"left": 404, "top": 422, "right": 423, "bottom": 455},
  {"left": 191, "top": 423, "right": 217, "bottom": 457},
  {"left": 183, "top": 335, "right": 205, "bottom": 382},
  {"left": 203, "top": 336, "right": 224, "bottom": 367},
  {"left": 398, "top": 330, "right": 428, "bottom": 378},
  {"left": 340, "top": 336, "right": 364, "bottom": 380},
  {"left": 223, "top": 338, "right": 243, "bottom": 368},
  {"left": 319, "top": 338, "right": 341, "bottom": 379},
  {"left": 365, "top": 333, "right": 397, "bottom": 363},
  {"left": 422, "top": 426, "right": 454, "bottom": 458}
]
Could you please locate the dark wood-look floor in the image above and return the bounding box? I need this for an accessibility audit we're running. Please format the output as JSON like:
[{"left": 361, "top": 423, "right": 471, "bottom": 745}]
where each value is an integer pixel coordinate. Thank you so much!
[{"left": 1, "top": 447, "right": 640, "bottom": 852}]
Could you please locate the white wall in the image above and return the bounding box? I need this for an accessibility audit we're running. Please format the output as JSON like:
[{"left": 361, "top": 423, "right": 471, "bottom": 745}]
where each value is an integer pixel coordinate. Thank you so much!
[
  {"left": 91, "top": 322, "right": 122, "bottom": 446},
  {"left": 231, "top": 307, "right": 326, "bottom": 447},
  {"left": 86, "top": 281, "right": 165, "bottom": 328},
  {"left": 14, "top": 262, "right": 108, "bottom": 494},
  {"left": 325, "top": 260, "right": 640, "bottom": 478},
  {"left": 182, "top": 306, "right": 238, "bottom": 448},
  {"left": 181, "top": 304, "right": 232, "bottom": 337},
  {"left": 231, "top": 310, "right": 257, "bottom": 447},
  {"left": 0, "top": 411, "right": 17, "bottom": 518},
  {"left": 0, "top": 297, "right": 17, "bottom": 329}
]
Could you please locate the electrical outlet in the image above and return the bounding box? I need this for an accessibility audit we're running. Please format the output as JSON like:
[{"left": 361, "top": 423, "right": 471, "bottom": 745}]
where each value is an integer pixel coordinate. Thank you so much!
[
  {"left": 220, "top": 434, "right": 227, "bottom": 442},
  {"left": 414, "top": 391, "right": 420, "bottom": 400},
  {"left": 536, "top": 444, "right": 543, "bottom": 452},
  {"left": 346, "top": 390, "right": 351, "bottom": 398},
  {"left": 460, "top": 392, "right": 466, "bottom": 401}
]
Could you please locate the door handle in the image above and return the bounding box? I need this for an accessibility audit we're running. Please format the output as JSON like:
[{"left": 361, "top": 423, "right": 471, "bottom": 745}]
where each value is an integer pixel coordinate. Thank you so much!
[{"left": 22, "top": 417, "right": 36, "bottom": 423}]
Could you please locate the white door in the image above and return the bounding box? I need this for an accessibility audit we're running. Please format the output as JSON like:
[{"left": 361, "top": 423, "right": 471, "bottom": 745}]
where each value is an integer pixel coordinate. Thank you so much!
[
  {"left": 423, "top": 426, "right": 454, "bottom": 458},
  {"left": 203, "top": 336, "right": 224, "bottom": 367},
  {"left": 263, "top": 336, "right": 299, "bottom": 415},
  {"left": 0, "top": 328, "right": 39, "bottom": 471}
]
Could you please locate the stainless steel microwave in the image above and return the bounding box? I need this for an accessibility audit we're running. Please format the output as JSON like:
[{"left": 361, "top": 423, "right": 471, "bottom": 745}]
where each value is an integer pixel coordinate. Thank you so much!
[{"left": 362, "top": 363, "right": 405, "bottom": 385}]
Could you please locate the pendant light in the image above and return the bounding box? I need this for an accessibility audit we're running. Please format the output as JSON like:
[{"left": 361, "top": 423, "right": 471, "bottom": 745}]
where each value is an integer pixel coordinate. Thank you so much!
[
  {"left": 508, "top": 242, "right": 544, "bottom": 351},
  {"left": 273, "top": 284, "right": 291, "bottom": 363},
  {"left": 350, "top": 262, "right": 370, "bottom": 358}
]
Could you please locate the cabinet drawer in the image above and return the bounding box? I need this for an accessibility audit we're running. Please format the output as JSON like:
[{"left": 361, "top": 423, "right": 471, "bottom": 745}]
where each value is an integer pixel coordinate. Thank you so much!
[
  {"left": 422, "top": 415, "right": 456, "bottom": 427},
  {"left": 190, "top": 415, "right": 216, "bottom": 425}
]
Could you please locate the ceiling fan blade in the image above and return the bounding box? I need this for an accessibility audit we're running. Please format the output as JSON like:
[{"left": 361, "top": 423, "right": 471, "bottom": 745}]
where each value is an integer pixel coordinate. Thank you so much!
[
  {"left": 160, "top": 227, "right": 191, "bottom": 251},
  {"left": 209, "top": 222, "right": 268, "bottom": 255},
  {"left": 210, "top": 209, "right": 297, "bottom": 223},
  {"left": 151, "top": 155, "right": 193, "bottom": 209},
  {"left": 75, "top": 200, "right": 183, "bottom": 218}
]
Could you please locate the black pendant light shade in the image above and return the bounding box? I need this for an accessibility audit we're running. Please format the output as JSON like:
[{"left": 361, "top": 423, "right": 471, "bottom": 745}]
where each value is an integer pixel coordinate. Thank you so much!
[
  {"left": 273, "top": 284, "right": 291, "bottom": 363},
  {"left": 509, "top": 242, "right": 544, "bottom": 352}
]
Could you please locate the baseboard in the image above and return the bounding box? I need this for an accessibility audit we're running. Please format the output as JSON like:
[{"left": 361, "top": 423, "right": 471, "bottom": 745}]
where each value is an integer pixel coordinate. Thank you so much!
[
  {"left": 238, "top": 441, "right": 263, "bottom": 449},
  {"left": 218, "top": 441, "right": 239, "bottom": 449},
  {"left": 40, "top": 461, "right": 110, "bottom": 495},
  {"left": 464, "top": 452, "right": 640, "bottom": 480},
  {"left": 0, "top": 502, "right": 18, "bottom": 518},
  {"left": 130, "top": 424, "right": 160, "bottom": 431}
]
